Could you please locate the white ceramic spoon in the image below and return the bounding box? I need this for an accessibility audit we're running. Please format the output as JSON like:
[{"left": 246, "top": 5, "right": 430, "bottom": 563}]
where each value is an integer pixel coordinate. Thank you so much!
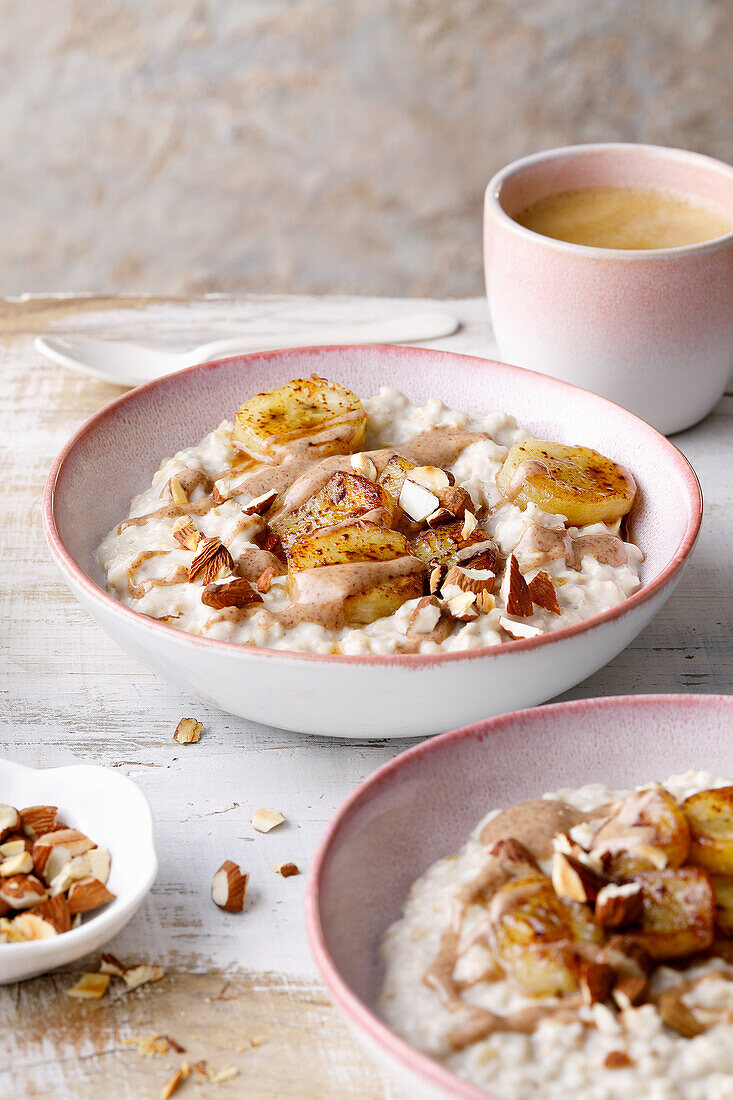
[{"left": 35, "top": 309, "right": 460, "bottom": 387}]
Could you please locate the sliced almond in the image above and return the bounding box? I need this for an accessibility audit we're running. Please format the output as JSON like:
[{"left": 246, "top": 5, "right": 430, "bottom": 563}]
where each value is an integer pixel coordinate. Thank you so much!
[
  {"left": 161, "top": 1069, "right": 185, "bottom": 1100},
  {"left": 256, "top": 566, "right": 275, "bottom": 594},
  {"left": 0, "top": 805, "right": 20, "bottom": 842},
  {"left": 551, "top": 851, "right": 603, "bottom": 903},
  {"left": 527, "top": 570, "right": 561, "bottom": 615},
  {"left": 409, "top": 466, "right": 450, "bottom": 493},
  {"left": 612, "top": 974, "right": 649, "bottom": 1009},
  {"left": 596, "top": 882, "right": 643, "bottom": 930},
  {"left": 123, "top": 963, "right": 165, "bottom": 989},
  {"left": 350, "top": 453, "right": 377, "bottom": 482},
  {"left": 19, "top": 805, "right": 58, "bottom": 841},
  {"left": 461, "top": 510, "right": 477, "bottom": 539},
  {"left": 399, "top": 479, "right": 440, "bottom": 523},
  {"left": 426, "top": 507, "right": 455, "bottom": 528},
  {"left": 241, "top": 488, "right": 278, "bottom": 516},
  {"left": 34, "top": 894, "right": 72, "bottom": 933},
  {"left": 201, "top": 578, "right": 263, "bottom": 611},
  {"left": 658, "top": 992, "right": 705, "bottom": 1038},
  {"left": 100, "top": 952, "right": 127, "bottom": 977},
  {"left": 428, "top": 563, "right": 447, "bottom": 595},
  {"left": 173, "top": 717, "right": 203, "bottom": 744},
  {"left": 500, "top": 554, "right": 533, "bottom": 617},
  {"left": 580, "top": 961, "right": 614, "bottom": 1006},
  {"left": 211, "top": 860, "right": 248, "bottom": 912},
  {"left": 67, "top": 876, "right": 115, "bottom": 915},
  {"left": 251, "top": 808, "right": 285, "bottom": 834},
  {"left": 272, "top": 862, "right": 300, "bottom": 878},
  {"left": 0, "top": 850, "right": 32, "bottom": 876},
  {"left": 12, "top": 911, "right": 58, "bottom": 940},
  {"left": 0, "top": 874, "right": 48, "bottom": 909},
  {"left": 189, "top": 537, "right": 234, "bottom": 585},
  {"left": 33, "top": 829, "right": 96, "bottom": 884},
  {"left": 498, "top": 614, "right": 542, "bottom": 640},
  {"left": 168, "top": 477, "right": 189, "bottom": 506},
  {"left": 66, "top": 972, "right": 110, "bottom": 1000}
]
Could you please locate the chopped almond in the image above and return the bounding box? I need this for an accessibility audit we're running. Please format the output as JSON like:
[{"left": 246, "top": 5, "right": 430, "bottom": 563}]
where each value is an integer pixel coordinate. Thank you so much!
[
  {"left": 100, "top": 952, "right": 127, "bottom": 977},
  {"left": 19, "top": 805, "right": 58, "bottom": 840},
  {"left": 409, "top": 466, "right": 450, "bottom": 493},
  {"left": 211, "top": 861, "right": 248, "bottom": 912},
  {"left": 0, "top": 805, "right": 20, "bottom": 841},
  {"left": 435, "top": 486, "right": 472, "bottom": 520},
  {"left": 441, "top": 585, "right": 479, "bottom": 621},
  {"left": 241, "top": 488, "right": 279, "bottom": 516},
  {"left": 123, "top": 963, "right": 166, "bottom": 989},
  {"left": 580, "top": 961, "right": 615, "bottom": 1006},
  {"left": 173, "top": 517, "right": 200, "bottom": 551},
  {"left": 32, "top": 829, "right": 96, "bottom": 884},
  {"left": 66, "top": 972, "right": 110, "bottom": 1000},
  {"left": 87, "top": 847, "right": 111, "bottom": 885},
  {"left": 251, "top": 808, "right": 285, "bottom": 833},
  {"left": 173, "top": 717, "right": 203, "bottom": 744},
  {"left": 189, "top": 537, "right": 234, "bottom": 585},
  {"left": 0, "top": 850, "right": 33, "bottom": 876},
  {"left": 350, "top": 453, "right": 378, "bottom": 482},
  {"left": 201, "top": 578, "right": 263, "bottom": 611},
  {"left": 0, "top": 874, "right": 48, "bottom": 909},
  {"left": 12, "top": 911, "right": 58, "bottom": 940},
  {"left": 658, "top": 992, "right": 705, "bottom": 1038},
  {"left": 498, "top": 614, "right": 542, "bottom": 640},
  {"left": 527, "top": 570, "right": 561, "bottom": 615},
  {"left": 461, "top": 510, "right": 477, "bottom": 539},
  {"left": 605, "top": 1051, "right": 633, "bottom": 1069},
  {"left": 596, "top": 882, "right": 643, "bottom": 930},
  {"left": 67, "top": 876, "right": 115, "bottom": 914},
  {"left": 613, "top": 974, "right": 649, "bottom": 1009},
  {"left": 34, "top": 894, "right": 72, "bottom": 933},
  {"left": 273, "top": 862, "right": 300, "bottom": 878},
  {"left": 500, "top": 554, "right": 533, "bottom": 617},
  {"left": 551, "top": 851, "right": 603, "bottom": 903},
  {"left": 443, "top": 564, "right": 494, "bottom": 598}
]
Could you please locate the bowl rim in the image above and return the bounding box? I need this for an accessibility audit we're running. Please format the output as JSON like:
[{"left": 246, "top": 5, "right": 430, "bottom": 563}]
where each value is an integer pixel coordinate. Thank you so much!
[
  {"left": 304, "top": 693, "right": 733, "bottom": 1100},
  {"left": 0, "top": 759, "right": 157, "bottom": 964},
  {"left": 485, "top": 141, "right": 733, "bottom": 259},
  {"left": 43, "top": 344, "right": 702, "bottom": 668}
]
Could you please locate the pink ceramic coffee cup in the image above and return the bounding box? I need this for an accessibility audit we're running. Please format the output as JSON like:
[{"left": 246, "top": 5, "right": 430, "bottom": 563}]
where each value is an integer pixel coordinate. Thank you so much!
[{"left": 484, "top": 143, "right": 733, "bottom": 434}]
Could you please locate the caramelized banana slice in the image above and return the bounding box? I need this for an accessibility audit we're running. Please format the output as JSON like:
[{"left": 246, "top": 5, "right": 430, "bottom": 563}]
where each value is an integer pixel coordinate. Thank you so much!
[
  {"left": 488, "top": 873, "right": 602, "bottom": 997},
  {"left": 592, "top": 784, "right": 690, "bottom": 877},
  {"left": 496, "top": 440, "right": 636, "bottom": 526},
  {"left": 683, "top": 787, "right": 733, "bottom": 875},
  {"left": 272, "top": 472, "right": 394, "bottom": 550},
  {"left": 287, "top": 521, "right": 410, "bottom": 572},
  {"left": 626, "top": 868, "right": 715, "bottom": 959},
  {"left": 410, "top": 521, "right": 498, "bottom": 571},
  {"left": 712, "top": 876, "right": 733, "bottom": 936},
  {"left": 233, "top": 376, "right": 366, "bottom": 462}
]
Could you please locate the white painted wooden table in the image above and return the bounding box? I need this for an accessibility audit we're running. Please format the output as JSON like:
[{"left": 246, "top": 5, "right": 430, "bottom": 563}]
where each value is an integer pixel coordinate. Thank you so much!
[{"left": 2, "top": 294, "right": 731, "bottom": 1099}]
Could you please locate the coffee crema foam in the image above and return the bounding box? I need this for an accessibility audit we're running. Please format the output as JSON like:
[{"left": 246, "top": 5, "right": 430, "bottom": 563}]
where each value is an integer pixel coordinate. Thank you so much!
[{"left": 513, "top": 185, "right": 733, "bottom": 250}]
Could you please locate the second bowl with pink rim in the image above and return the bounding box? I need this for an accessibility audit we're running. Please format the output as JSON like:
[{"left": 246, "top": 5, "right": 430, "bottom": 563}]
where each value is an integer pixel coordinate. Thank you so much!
[
  {"left": 306, "top": 693, "right": 733, "bottom": 1099},
  {"left": 44, "top": 344, "right": 701, "bottom": 738}
]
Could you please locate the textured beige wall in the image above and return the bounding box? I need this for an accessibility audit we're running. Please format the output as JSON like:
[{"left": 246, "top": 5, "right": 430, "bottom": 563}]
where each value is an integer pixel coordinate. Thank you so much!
[{"left": 3, "top": 0, "right": 732, "bottom": 298}]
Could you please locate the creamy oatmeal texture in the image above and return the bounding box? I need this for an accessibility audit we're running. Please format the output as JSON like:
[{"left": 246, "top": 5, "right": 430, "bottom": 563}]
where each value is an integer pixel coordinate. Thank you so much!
[
  {"left": 98, "top": 384, "right": 643, "bottom": 654},
  {"left": 379, "top": 772, "right": 733, "bottom": 1100}
]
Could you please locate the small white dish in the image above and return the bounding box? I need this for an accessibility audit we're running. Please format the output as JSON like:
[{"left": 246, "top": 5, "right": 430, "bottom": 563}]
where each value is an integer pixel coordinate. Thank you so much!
[{"left": 0, "top": 758, "right": 157, "bottom": 984}]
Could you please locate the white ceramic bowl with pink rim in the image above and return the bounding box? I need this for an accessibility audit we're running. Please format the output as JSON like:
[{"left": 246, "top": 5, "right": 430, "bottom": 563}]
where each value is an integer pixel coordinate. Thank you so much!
[
  {"left": 484, "top": 143, "right": 733, "bottom": 435},
  {"left": 43, "top": 345, "right": 701, "bottom": 739},
  {"left": 306, "top": 693, "right": 733, "bottom": 1100}
]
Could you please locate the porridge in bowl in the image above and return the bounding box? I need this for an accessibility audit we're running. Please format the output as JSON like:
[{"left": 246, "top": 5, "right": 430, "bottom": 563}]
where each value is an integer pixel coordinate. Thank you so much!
[
  {"left": 379, "top": 774, "right": 733, "bottom": 1100},
  {"left": 98, "top": 376, "right": 643, "bottom": 655}
]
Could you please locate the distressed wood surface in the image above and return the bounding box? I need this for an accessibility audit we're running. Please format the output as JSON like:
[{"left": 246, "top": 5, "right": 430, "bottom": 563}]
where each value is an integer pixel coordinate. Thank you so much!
[{"left": 1, "top": 294, "right": 732, "bottom": 1099}]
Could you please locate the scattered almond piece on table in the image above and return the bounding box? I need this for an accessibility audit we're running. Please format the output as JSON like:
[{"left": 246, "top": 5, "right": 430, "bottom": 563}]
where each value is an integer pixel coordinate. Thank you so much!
[
  {"left": 212, "top": 860, "right": 248, "bottom": 912},
  {"left": 272, "top": 862, "right": 300, "bottom": 878},
  {"left": 251, "top": 808, "right": 285, "bottom": 833},
  {"left": 173, "top": 718, "right": 203, "bottom": 744},
  {"left": 66, "top": 972, "right": 110, "bottom": 1000}
]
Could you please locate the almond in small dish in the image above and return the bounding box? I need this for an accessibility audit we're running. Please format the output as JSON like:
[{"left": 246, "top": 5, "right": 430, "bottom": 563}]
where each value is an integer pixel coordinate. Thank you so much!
[
  {"left": 98, "top": 377, "right": 643, "bottom": 656},
  {"left": 379, "top": 773, "right": 733, "bottom": 1098},
  {"left": 0, "top": 802, "right": 113, "bottom": 943}
]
